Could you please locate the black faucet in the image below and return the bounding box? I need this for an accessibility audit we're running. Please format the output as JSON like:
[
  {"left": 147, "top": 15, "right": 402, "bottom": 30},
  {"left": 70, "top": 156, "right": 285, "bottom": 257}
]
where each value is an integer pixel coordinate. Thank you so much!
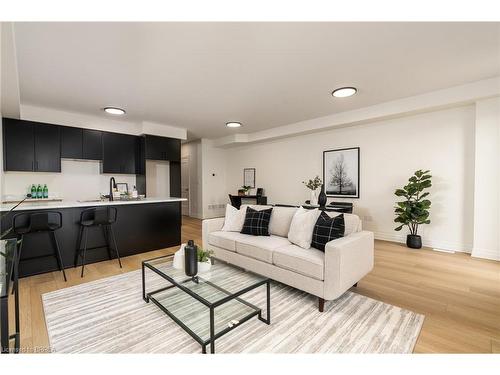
[{"left": 109, "top": 177, "right": 116, "bottom": 201}]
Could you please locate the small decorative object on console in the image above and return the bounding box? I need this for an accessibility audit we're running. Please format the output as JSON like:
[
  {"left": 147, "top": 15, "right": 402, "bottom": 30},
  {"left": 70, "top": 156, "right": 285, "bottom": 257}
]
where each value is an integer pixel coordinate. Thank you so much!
[
  {"left": 317, "top": 184, "right": 327, "bottom": 207},
  {"left": 302, "top": 175, "right": 322, "bottom": 206},
  {"left": 241, "top": 185, "right": 251, "bottom": 195},
  {"left": 184, "top": 240, "right": 198, "bottom": 276}
]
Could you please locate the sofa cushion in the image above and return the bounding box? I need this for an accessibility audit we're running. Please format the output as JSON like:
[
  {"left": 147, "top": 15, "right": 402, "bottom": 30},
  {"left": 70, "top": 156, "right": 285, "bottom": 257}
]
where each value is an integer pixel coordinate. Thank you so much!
[
  {"left": 311, "top": 212, "right": 345, "bottom": 251},
  {"left": 235, "top": 235, "right": 291, "bottom": 263},
  {"left": 323, "top": 212, "right": 361, "bottom": 235},
  {"left": 273, "top": 244, "right": 325, "bottom": 281},
  {"left": 241, "top": 207, "right": 273, "bottom": 236},
  {"left": 208, "top": 231, "right": 251, "bottom": 252}
]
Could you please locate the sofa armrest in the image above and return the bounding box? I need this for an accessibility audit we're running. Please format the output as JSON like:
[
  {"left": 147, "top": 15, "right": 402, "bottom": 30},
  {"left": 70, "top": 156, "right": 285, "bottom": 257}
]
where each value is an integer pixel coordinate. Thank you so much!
[
  {"left": 202, "top": 217, "right": 226, "bottom": 249},
  {"left": 323, "top": 230, "right": 374, "bottom": 300}
]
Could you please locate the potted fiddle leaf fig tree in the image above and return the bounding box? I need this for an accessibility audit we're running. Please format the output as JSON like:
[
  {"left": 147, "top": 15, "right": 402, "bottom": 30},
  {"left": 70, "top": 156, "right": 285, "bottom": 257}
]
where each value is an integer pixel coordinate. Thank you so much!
[{"left": 394, "top": 170, "right": 432, "bottom": 249}]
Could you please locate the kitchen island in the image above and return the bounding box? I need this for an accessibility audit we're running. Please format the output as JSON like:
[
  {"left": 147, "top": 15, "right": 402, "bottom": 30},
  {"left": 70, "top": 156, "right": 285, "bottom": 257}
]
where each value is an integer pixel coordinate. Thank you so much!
[{"left": 0, "top": 197, "right": 186, "bottom": 277}]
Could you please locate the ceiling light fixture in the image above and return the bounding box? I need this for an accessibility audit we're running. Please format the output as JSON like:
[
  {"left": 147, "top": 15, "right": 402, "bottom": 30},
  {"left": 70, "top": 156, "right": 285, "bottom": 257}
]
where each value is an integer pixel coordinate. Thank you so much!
[
  {"left": 226, "top": 122, "right": 242, "bottom": 128},
  {"left": 331, "top": 87, "right": 357, "bottom": 98},
  {"left": 103, "top": 107, "right": 126, "bottom": 115}
]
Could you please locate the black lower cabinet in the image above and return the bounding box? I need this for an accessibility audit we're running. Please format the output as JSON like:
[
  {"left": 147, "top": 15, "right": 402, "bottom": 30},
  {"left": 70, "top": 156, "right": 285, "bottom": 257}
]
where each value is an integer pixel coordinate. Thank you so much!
[{"left": 1, "top": 202, "right": 181, "bottom": 277}]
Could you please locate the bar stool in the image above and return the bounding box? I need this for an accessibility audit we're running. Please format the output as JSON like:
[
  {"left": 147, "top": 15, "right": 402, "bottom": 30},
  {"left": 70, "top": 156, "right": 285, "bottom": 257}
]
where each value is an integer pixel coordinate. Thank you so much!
[
  {"left": 12, "top": 211, "right": 67, "bottom": 283},
  {"left": 75, "top": 206, "right": 122, "bottom": 277}
]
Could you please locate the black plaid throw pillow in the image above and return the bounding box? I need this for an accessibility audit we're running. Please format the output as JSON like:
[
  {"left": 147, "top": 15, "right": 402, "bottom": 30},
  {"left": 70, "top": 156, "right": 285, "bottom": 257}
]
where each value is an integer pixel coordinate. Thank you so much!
[
  {"left": 311, "top": 212, "right": 345, "bottom": 251},
  {"left": 240, "top": 207, "right": 273, "bottom": 236}
]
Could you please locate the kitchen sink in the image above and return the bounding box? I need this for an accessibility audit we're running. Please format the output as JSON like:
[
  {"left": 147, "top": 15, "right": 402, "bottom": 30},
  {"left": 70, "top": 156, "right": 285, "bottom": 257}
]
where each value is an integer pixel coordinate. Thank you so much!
[{"left": 77, "top": 199, "right": 107, "bottom": 203}]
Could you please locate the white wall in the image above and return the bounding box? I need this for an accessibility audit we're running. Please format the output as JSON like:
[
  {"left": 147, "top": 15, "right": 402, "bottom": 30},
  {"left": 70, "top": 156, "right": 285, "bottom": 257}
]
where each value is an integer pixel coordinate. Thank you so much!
[
  {"left": 181, "top": 140, "right": 202, "bottom": 218},
  {"left": 201, "top": 139, "right": 227, "bottom": 219},
  {"left": 472, "top": 97, "right": 500, "bottom": 260},
  {"left": 3, "top": 159, "right": 136, "bottom": 201},
  {"left": 225, "top": 105, "right": 476, "bottom": 253}
]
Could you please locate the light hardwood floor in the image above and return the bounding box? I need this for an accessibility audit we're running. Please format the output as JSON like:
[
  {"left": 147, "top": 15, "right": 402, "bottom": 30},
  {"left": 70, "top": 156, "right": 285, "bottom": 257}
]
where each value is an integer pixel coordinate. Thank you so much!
[{"left": 8, "top": 216, "right": 500, "bottom": 353}]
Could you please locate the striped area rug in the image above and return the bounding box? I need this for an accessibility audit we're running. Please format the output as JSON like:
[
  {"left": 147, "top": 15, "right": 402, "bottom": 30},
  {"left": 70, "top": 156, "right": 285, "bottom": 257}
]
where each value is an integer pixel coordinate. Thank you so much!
[{"left": 42, "top": 268, "right": 424, "bottom": 353}]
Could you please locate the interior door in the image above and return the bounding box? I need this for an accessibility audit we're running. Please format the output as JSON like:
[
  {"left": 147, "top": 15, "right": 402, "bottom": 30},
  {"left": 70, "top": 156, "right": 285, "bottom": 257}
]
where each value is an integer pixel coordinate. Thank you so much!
[{"left": 181, "top": 157, "right": 190, "bottom": 216}]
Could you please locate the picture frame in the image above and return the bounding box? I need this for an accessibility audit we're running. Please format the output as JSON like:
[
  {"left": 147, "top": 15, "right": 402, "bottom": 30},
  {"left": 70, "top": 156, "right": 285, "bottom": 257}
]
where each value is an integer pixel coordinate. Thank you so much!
[
  {"left": 243, "top": 168, "right": 256, "bottom": 188},
  {"left": 323, "top": 147, "right": 360, "bottom": 198}
]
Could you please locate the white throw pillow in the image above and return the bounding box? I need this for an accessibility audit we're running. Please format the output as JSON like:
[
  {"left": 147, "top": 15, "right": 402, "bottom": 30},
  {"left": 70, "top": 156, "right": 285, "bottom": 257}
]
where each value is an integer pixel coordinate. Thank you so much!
[
  {"left": 287, "top": 207, "right": 320, "bottom": 249},
  {"left": 221, "top": 204, "right": 247, "bottom": 232}
]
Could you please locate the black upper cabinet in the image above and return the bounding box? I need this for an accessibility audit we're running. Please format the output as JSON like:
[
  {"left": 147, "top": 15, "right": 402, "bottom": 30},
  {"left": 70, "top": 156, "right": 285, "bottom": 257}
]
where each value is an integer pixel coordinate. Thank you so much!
[
  {"left": 3, "top": 118, "right": 35, "bottom": 172},
  {"left": 3, "top": 118, "right": 61, "bottom": 172},
  {"left": 61, "top": 126, "right": 83, "bottom": 159},
  {"left": 145, "top": 135, "right": 181, "bottom": 162},
  {"left": 34, "top": 123, "right": 61, "bottom": 172},
  {"left": 61, "top": 127, "right": 102, "bottom": 160},
  {"left": 102, "top": 132, "right": 137, "bottom": 174},
  {"left": 165, "top": 138, "right": 181, "bottom": 162},
  {"left": 82, "top": 129, "right": 102, "bottom": 160}
]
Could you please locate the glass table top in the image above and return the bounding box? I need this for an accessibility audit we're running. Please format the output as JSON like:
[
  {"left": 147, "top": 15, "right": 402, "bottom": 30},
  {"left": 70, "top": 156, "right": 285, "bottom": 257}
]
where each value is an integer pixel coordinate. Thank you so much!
[{"left": 144, "top": 256, "right": 268, "bottom": 305}]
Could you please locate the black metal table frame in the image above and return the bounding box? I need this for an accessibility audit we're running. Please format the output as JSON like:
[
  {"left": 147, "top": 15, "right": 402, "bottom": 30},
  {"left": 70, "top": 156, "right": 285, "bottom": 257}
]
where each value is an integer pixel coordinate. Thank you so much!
[
  {"left": 142, "top": 256, "right": 271, "bottom": 354},
  {"left": 1, "top": 239, "right": 20, "bottom": 354}
]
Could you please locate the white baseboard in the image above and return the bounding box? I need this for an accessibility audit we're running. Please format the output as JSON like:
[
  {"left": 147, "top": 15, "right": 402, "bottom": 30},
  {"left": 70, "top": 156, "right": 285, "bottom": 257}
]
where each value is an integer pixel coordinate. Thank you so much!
[
  {"left": 373, "top": 230, "right": 472, "bottom": 254},
  {"left": 471, "top": 247, "right": 500, "bottom": 261}
]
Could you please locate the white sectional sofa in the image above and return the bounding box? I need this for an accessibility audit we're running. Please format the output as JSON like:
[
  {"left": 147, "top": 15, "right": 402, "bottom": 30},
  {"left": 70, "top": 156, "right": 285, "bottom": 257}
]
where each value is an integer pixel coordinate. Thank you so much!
[{"left": 202, "top": 205, "right": 374, "bottom": 311}]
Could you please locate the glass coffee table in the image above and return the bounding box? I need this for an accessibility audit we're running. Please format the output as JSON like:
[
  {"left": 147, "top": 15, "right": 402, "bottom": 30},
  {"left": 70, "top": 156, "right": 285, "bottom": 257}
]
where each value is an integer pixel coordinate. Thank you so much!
[{"left": 142, "top": 255, "right": 271, "bottom": 354}]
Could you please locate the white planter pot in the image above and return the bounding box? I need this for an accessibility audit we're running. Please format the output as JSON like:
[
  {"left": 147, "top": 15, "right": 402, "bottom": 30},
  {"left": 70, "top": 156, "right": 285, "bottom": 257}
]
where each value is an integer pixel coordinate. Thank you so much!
[
  {"left": 198, "top": 261, "right": 212, "bottom": 273},
  {"left": 310, "top": 190, "right": 318, "bottom": 205}
]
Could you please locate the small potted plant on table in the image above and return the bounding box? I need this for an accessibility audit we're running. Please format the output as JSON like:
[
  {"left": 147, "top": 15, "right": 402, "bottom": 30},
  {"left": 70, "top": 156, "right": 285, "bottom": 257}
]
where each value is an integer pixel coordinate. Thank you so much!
[
  {"left": 394, "top": 170, "right": 432, "bottom": 249},
  {"left": 197, "top": 248, "right": 214, "bottom": 273},
  {"left": 241, "top": 185, "right": 251, "bottom": 196}
]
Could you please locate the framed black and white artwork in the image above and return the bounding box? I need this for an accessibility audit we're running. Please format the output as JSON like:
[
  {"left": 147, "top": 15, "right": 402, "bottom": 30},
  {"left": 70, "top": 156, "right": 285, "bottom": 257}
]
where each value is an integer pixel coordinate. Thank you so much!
[
  {"left": 323, "top": 147, "right": 360, "bottom": 198},
  {"left": 243, "top": 168, "right": 256, "bottom": 188}
]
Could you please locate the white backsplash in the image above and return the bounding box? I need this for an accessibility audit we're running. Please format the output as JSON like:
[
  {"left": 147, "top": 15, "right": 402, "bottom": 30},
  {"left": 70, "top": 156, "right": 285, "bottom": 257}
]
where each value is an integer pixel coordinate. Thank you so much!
[{"left": 2, "top": 159, "right": 137, "bottom": 201}]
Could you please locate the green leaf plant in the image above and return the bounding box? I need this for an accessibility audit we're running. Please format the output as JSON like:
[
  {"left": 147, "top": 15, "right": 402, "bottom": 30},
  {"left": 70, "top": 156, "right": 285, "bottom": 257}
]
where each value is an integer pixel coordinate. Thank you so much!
[{"left": 394, "top": 170, "right": 432, "bottom": 236}]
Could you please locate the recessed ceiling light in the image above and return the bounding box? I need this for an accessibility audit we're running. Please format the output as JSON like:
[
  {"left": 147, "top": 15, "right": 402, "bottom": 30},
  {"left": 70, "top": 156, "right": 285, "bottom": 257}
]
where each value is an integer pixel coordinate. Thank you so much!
[
  {"left": 103, "top": 107, "right": 126, "bottom": 115},
  {"left": 332, "top": 87, "right": 357, "bottom": 98},
  {"left": 226, "top": 122, "right": 242, "bottom": 128}
]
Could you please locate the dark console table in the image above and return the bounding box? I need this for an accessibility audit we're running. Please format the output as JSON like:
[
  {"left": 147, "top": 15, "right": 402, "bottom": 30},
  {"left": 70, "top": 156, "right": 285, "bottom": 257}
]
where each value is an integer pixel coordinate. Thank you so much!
[
  {"left": 302, "top": 202, "right": 353, "bottom": 214},
  {"left": 229, "top": 195, "right": 267, "bottom": 209}
]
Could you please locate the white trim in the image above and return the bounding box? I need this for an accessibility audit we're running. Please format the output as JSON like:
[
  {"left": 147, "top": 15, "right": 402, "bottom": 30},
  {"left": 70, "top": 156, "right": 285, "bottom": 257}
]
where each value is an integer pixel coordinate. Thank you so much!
[
  {"left": 373, "top": 230, "right": 472, "bottom": 254},
  {"left": 471, "top": 248, "right": 500, "bottom": 261}
]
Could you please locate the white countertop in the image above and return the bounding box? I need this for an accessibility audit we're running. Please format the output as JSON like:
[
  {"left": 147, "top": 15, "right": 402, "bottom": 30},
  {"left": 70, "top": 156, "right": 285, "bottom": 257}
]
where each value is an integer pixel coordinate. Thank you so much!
[{"left": 0, "top": 197, "right": 187, "bottom": 212}]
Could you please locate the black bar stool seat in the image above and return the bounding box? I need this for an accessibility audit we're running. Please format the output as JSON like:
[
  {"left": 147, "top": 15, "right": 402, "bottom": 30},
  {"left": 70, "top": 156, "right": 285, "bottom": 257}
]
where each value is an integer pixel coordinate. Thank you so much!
[
  {"left": 12, "top": 211, "right": 67, "bottom": 284},
  {"left": 75, "top": 206, "right": 122, "bottom": 277}
]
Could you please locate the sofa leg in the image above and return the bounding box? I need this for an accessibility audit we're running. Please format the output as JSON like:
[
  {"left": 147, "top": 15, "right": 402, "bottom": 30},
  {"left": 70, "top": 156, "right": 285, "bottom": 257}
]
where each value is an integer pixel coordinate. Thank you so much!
[
  {"left": 318, "top": 297, "right": 325, "bottom": 312},
  {"left": 353, "top": 282, "right": 358, "bottom": 288}
]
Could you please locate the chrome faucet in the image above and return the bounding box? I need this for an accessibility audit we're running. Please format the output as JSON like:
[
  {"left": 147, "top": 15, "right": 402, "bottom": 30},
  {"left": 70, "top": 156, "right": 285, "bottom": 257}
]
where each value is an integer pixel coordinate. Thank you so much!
[{"left": 109, "top": 177, "right": 117, "bottom": 201}]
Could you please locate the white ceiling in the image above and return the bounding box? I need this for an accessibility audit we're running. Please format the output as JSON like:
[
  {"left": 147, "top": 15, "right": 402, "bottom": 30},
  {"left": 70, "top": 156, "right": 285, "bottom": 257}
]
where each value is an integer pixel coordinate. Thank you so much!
[{"left": 13, "top": 22, "right": 500, "bottom": 139}]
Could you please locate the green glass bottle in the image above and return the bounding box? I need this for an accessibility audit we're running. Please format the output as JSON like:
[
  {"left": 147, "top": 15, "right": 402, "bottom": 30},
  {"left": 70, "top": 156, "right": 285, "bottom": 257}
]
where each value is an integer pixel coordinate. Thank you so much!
[
  {"left": 37, "top": 184, "right": 42, "bottom": 199},
  {"left": 43, "top": 184, "right": 48, "bottom": 199},
  {"left": 31, "top": 184, "right": 37, "bottom": 199}
]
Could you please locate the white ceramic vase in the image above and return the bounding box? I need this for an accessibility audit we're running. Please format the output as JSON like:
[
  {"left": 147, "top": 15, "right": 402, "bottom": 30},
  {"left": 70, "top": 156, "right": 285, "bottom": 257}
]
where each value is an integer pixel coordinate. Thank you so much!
[
  {"left": 198, "top": 261, "right": 212, "bottom": 273},
  {"left": 310, "top": 189, "right": 318, "bottom": 205}
]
